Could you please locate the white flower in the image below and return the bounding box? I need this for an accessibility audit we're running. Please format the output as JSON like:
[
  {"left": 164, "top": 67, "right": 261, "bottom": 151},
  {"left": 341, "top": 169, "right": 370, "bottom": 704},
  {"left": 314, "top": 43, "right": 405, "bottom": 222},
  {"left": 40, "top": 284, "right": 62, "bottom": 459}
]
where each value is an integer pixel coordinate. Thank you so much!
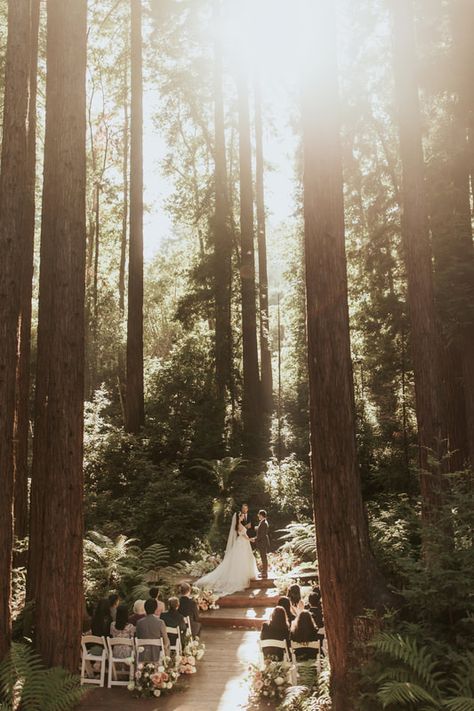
[
  {"left": 158, "top": 666, "right": 165, "bottom": 672},
  {"left": 153, "top": 690, "right": 161, "bottom": 697},
  {"left": 167, "top": 682, "right": 173, "bottom": 689},
  {"left": 274, "top": 676, "right": 285, "bottom": 686},
  {"left": 127, "top": 682, "right": 135, "bottom": 691}
]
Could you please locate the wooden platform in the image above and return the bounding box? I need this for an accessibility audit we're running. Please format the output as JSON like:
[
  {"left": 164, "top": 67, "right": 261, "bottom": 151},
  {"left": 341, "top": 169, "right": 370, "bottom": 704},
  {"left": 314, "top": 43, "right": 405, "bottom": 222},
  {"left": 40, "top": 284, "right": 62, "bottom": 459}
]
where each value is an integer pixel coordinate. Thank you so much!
[{"left": 78, "top": 628, "right": 261, "bottom": 711}]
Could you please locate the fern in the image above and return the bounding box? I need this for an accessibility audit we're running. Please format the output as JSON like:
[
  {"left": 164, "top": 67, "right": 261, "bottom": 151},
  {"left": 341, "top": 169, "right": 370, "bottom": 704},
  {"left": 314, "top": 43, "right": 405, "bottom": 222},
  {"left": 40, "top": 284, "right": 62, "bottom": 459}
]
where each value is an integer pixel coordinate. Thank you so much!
[
  {"left": 0, "top": 642, "right": 84, "bottom": 710},
  {"left": 377, "top": 681, "right": 439, "bottom": 708},
  {"left": 444, "top": 700, "right": 474, "bottom": 711},
  {"left": 372, "top": 633, "right": 442, "bottom": 694}
]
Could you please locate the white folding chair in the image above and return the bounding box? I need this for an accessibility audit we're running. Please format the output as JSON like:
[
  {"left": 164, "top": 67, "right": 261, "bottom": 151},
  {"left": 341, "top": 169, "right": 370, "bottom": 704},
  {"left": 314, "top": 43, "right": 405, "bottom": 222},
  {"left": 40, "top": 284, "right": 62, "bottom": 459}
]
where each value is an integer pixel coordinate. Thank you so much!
[
  {"left": 80, "top": 635, "right": 107, "bottom": 687},
  {"left": 259, "top": 639, "right": 290, "bottom": 666},
  {"left": 135, "top": 637, "right": 163, "bottom": 664},
  {"left": 165, "top": 626, "right": 182, "bottom": 656},
  {"left": 183, "top": 616, "right": 192, "bottom": 638},
  {"left": 106, "top": 638, "right": 134, "bottom": 688},
  {"left": 291, "top": 640, "right": 321, "bottom": 672}
]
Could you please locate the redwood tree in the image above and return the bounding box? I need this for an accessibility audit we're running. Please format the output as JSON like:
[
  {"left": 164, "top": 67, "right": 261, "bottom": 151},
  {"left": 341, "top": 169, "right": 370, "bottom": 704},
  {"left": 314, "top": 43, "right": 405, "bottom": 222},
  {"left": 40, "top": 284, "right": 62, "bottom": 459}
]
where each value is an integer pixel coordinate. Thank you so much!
[
  {"left": 0, "top": 0, "right": 31, "bottom": 661},
  {"left": 27, "top": 0, "right": 87, "bottom": 671},
  {"left": 213, "top": 0, "right": 233, "bottom": 416},
  {"left": 14, "top": 0, "right": 40, "bottom": 541},
  {"left": 125, "top": 0, "right": 145, "bottom": 433},
  {"left": 302, "top": 4, "right": 388, "bottom": 706},
  {"left": 254, "top": 78, "right": 273, "bottom": 414},
  {"left": 237, "top": 70, "right": 261, "bottom": 454},
  {"left": 390, "top": 0, "right": 446, "bottom": 519}
]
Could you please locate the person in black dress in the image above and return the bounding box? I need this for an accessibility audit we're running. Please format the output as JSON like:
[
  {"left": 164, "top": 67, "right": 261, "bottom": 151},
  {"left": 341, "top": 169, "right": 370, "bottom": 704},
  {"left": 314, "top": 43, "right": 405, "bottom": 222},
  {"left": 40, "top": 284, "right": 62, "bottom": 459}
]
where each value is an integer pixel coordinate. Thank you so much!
[
  {"left": 260, "top": 606, "right": 290, "bottom": 660},
  {"left": 290, "top": 611, "right": 320, "bottom": 661},
  {"left": 277, "top": 596, "right": 295, "bottom": 624}
]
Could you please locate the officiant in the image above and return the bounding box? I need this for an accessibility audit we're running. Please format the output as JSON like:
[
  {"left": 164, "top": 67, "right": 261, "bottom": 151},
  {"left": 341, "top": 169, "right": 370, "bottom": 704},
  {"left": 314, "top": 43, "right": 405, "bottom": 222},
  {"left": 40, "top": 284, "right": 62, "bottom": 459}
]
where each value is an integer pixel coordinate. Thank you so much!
[{"left": 240, "top": 503, "right": 256, "bottom": 541}]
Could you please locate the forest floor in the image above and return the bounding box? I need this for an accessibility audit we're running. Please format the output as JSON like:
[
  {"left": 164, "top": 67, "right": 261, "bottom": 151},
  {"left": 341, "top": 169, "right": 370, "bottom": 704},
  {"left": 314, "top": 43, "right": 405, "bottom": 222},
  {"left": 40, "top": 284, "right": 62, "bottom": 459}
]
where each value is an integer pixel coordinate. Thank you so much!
[{"left": 78, "top": 628, "right": 260, "bottom": 710}]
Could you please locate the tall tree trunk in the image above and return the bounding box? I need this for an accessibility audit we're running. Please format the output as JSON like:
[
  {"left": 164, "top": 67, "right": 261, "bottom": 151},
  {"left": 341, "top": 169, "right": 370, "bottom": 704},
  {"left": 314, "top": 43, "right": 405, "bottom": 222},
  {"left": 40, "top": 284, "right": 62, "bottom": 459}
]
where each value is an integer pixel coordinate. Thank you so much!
[
  {"left": 125, "top": 0, "right": 145, "bottom": 433},
  {"left": 0, "top": 0, "right": 31, "bottom": 662},
  {"left": 302, "top": 5, "right": 389, "bottom": 707},
  {"left": 391, "top": 0, "right": 446, "bottom": 521},
  {"left": 13, "top": 0, "right": 40, "bottom": 543},
  {"left": 213, "top": 0, "right": 233, "bottom": 421},
  {"left": 449, "top": 0, "right": 474, "bottom": 468},
  {"left": 237, "top": 70, "right": 261, "bottom": 455},
  {"left": 27, "top": 0, "right": 87, "bottom": 671},
  {"left": 119, "top": 54, "right": 129, "bottom": 318},
  {"left": 254, "top": 77, "right": 273, "bottom": 414}
]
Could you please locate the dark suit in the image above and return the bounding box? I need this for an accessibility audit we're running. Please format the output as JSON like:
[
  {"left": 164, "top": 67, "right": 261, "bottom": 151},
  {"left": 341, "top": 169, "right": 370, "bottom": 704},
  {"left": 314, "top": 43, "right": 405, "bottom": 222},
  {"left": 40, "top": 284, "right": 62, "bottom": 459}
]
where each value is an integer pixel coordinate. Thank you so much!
[
  {"left": 161, "top": 610, "right": 187, "bottom": 646},
  {"left": 255, "top": 518, "right": 270, "bottom": 577},
  {"left": 178, "top": 595, "right": 202, "bottom": 637}
]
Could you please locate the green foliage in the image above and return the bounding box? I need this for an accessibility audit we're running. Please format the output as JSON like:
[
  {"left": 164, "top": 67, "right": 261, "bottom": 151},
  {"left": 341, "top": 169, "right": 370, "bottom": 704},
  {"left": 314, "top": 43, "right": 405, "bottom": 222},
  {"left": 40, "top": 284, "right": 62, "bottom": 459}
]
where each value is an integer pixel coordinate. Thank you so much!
[
  {"left": 278, "top": 521, "right": 317, "bottom": 562},
  {"left": 359, "top": 633, "right": 474, "bottom": 710},
  {"left": 0, "top": 643, "right": 84, "bottom": 710},
  {"left": 84, "top": 387, "right": 214, "bottom": 557},
  {"left": 84, "top": 531, "right": 140, "bottom": 602}
]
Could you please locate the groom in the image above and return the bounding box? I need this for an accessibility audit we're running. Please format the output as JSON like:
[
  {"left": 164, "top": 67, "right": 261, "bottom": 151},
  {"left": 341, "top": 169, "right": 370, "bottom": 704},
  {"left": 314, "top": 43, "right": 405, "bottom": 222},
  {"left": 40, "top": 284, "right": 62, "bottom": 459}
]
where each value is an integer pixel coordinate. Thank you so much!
[{"left": 252, "top": 510, "right": 270, "bottom": 579}]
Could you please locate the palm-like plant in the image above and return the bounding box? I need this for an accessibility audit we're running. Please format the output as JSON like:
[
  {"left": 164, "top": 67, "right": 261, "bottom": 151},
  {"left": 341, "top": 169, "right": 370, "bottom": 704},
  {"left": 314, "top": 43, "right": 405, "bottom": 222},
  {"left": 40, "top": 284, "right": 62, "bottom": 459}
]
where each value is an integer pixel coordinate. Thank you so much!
[
  {"left": 370, "top": 633, "right": 474, "bottom": 709},
  {"left": 0, "top": 642, "right": 84, "bottom": 710},
  {"left": 84, "top": 531, "right": 140, "bottom": 600},
  {"left": 278, "top": 521, "right": 317, "bottom": 560}
]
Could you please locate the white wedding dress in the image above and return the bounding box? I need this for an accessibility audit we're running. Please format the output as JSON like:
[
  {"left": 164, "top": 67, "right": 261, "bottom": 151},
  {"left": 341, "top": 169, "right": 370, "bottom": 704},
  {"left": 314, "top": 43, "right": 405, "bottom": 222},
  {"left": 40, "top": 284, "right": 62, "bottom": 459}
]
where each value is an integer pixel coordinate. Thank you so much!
[{"left": 195, "top": 515, "right": 259, "bottom": 596}]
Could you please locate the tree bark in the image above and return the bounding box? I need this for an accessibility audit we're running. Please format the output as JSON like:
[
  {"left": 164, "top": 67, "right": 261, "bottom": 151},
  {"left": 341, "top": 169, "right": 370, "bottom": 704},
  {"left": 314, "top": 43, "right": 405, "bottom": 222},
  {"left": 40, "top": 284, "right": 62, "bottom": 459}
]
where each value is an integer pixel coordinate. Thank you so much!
[
  {"left": 302, "top": 5, "right": 389, "bottom": 707},
  {"left": 0, "top": 0, "right": 31, "bottom": 662},
  {"left": 213, "top": 0, "right": 233, "bottom": 419},
  {"left": 119, "top": 52, "right": 129, "bottom": 318},
  {"left": 254, "top": 77, "right": 273, "bottom": 414},
  {"left": 27, "top": 0, "right": 87, "bottom": 671},
  {"left": 237, "top": 70, "right": 261, "bottom": 455},
  {"left": 125, "top": 0, "right": 145, "bottom": 433},
  {"left": 449, "top": 0, "right": 474, "bottom": 469},
  {"left": 13, "top": 0, "right": 40, "bottom": 543},
  {"left": 391, "top": 0, "right": 447, "bottom": 521}
]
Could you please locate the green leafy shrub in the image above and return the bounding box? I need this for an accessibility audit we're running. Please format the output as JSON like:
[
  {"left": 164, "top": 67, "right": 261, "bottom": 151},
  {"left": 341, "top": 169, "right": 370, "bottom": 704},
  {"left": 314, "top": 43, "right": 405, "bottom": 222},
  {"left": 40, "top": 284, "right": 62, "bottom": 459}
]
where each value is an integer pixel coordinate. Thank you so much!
[{"left": 0, "top": 643, "right": 84, "bottom": 710}]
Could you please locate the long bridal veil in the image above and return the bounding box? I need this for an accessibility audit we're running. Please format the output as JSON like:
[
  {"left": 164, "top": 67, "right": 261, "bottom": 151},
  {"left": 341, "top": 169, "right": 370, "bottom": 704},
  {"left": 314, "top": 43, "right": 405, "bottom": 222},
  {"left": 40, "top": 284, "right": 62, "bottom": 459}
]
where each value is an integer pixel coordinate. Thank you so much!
[
  {"left": 224, "top": 512, "right": 238, "bottom": 555},
  {"left": 195, "top": 512, "right": 258, "bottom": 596}
]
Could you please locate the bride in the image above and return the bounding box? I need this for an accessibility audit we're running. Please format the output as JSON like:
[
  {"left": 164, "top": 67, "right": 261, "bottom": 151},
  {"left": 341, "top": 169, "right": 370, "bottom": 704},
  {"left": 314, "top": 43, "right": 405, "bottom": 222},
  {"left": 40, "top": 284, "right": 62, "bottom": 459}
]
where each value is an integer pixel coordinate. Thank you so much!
[{"left": 195, "top": 512, "right": 259, "bottom": 596}]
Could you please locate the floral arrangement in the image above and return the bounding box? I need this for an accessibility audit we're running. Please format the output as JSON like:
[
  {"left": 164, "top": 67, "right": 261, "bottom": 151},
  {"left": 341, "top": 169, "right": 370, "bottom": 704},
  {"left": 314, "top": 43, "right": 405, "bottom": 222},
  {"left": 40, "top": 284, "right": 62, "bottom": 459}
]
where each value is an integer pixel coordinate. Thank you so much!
[
  {"left": 192, "top": 585, "right": 220, "bottom": 611},
  {"left": 248, "top": 660, "right": 293, "bottom": 704},
  {"left": 129, "top": 655, "right": 180, "bottom": 698},
  {"left": 179, "top": 637, "right": 205, "bottom": 674}
]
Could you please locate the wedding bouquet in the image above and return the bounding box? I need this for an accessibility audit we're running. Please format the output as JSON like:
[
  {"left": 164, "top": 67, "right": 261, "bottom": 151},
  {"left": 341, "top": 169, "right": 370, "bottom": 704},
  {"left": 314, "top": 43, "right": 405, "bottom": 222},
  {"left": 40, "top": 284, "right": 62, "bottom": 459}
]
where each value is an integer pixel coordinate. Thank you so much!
[
  {"left": 130, "top": 656, "right": 180, "bottom": 698},
  {"left": 247, "top": 660, "right": 293, "bottom": 704},
  {"left": 179, "top": 637, "right": 205, "bottom": 674},
  {"left": 192, "top": 586, "right": 220, "bottom": 611}
]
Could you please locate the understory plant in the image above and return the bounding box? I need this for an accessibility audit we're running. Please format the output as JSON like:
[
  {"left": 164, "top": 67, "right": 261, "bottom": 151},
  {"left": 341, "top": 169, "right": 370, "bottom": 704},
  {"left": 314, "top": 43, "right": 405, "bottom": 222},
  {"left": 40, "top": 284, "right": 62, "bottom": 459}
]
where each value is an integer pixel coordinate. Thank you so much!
[{"left": 0, "top": 643, "right": 84, "bottom": 710}]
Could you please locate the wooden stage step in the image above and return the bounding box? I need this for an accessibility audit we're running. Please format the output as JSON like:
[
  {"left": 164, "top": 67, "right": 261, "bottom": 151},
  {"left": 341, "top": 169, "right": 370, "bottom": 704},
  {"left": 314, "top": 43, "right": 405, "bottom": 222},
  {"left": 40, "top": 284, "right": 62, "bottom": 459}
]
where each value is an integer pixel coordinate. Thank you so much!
[
  {"left": 216, "top": 588, "right": 280, "bottom": 608},
  {"left": 200, "top": 606, "right": 273, "bottom": 630}
]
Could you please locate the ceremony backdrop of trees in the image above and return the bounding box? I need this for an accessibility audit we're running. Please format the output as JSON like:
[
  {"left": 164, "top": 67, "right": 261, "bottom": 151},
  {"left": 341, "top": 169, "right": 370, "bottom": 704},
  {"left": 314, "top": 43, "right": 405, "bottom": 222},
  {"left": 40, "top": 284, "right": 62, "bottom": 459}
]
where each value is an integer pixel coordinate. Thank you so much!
[{"left": 0, "top": 0, "right": 473, "bottom": 708}]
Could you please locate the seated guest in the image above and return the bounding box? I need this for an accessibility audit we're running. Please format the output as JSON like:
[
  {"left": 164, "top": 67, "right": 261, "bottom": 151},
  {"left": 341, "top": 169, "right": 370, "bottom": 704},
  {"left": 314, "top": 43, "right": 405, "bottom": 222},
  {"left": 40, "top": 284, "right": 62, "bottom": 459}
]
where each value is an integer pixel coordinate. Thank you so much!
[
  {"left": 136, "top": 598, "right": 170, "bottom": 661},
  {"left": 110, "top": 604, "right": 135, "bottom": 658},
  {"left": 277, "top": 596, "right": 295, "bottom": 624},
  {"left": 260, "top": 606, "right": 290, "bottom": 661},
  {"left": 149, "top": 586, "right": 165, "bottom": 616},
  {"left": 91, "top": 598, "right": 112, "bottom": 638},
  {"left": 161, "top": 596, "right": 187, "bottom": 645},
  {"left": 307, "top": 590, "right": 324, "bottom": 630},
  {"left": 287, "top": 584, "right": 304, "bottom": 618},
  {"left": 178, "top": 582, "right": 202, "bottom": 637},
  {"left": 129, "top": 599, "right": 146, "bottom": 626},
  {"left": 108, "top": 593, "right": 120, "bottom": 621},
  {"left": 290, "top": 610, "right": 320, "bottom": 661}
]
